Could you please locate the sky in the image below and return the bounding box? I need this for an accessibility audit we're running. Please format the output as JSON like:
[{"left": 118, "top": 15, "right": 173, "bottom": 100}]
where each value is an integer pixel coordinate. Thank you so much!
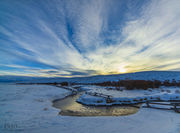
[{"left": 0, "top": 0, "right": 180, "bottom": 77}]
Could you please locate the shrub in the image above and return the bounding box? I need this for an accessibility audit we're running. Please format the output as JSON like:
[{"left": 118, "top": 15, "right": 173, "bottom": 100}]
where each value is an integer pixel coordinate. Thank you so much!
[
  {"left": 163, "top": 80, "right": 171, "bottom": 86},
  {"left": 60, "top": 82, "right": 68, "bottom": 86},
  {"left": 94, "top": 79, "right": 180, "bottom": 90}
]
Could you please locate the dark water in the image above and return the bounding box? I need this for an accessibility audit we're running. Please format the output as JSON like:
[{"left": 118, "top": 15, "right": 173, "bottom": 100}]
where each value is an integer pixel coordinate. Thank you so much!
[{"left": 53, "top": 93, "right": 140, "bottom": 116}]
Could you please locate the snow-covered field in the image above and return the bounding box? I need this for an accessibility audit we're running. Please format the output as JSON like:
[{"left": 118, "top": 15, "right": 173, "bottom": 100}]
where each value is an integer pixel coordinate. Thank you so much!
[
  {"left": 1, "top": 71, "right": 180, "bottom": 83},
  {"left": 77, "top": 85, "right": 180, "bottom": 106},
  {"left": 0, "top": 84, "right": 180, "bottom": 133}
]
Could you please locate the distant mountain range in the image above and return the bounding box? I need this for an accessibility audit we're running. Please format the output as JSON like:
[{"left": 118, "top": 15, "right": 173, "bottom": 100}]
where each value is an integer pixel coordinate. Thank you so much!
[{"left": 0, "top": 71, "right": 180, "bottom": 83}]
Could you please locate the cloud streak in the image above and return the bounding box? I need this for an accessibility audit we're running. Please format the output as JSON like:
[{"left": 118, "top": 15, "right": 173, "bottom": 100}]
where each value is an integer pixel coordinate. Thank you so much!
[{"left": 0, "top": 0, "right": 180, "bottom": 77}]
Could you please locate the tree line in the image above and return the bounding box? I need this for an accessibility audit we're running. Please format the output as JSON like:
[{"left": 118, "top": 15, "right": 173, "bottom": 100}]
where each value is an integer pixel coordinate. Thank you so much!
[{"left": 93, "top": 79, "right": 180, "bottom": 90}]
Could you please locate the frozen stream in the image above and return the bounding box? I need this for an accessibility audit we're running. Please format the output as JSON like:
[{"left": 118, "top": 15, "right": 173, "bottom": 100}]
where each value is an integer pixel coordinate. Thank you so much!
[{"left": 53, "top": 92, "right": 140, "bottom": 116}]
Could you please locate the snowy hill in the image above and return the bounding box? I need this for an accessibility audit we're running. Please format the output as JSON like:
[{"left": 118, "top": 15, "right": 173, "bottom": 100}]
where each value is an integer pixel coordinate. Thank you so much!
[{"left": 0, "top": 71, "right": 180, "bottom": 83}]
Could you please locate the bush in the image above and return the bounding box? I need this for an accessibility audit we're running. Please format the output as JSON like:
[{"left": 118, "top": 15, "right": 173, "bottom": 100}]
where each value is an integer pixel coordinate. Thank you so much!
[
  {"left": 95, "top": 80, "right": 162, "bottom": 90},
  {"left": 94, "top": 79, "right": 180, "bottom": 90},
  {"left": 60, "top": 82, "right": 68, "bottom": 86}
]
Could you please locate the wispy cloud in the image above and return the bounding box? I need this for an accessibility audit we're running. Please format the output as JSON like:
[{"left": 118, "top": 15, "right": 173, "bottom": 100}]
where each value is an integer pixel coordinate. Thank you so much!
[{"left": 0, "top": 0, "right": 180, "bottom": 77}]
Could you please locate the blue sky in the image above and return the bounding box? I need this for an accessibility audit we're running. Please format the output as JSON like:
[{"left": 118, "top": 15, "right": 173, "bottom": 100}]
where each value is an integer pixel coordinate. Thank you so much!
[{"left": 0, "top": 0, "right": 180, "bottom": 77}]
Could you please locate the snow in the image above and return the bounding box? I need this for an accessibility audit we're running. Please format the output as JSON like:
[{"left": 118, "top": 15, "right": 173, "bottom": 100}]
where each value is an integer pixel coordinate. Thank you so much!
[
  {"left": 32, "top": 108, "right": 180, "bottom": 133},
  {"left": 0, "top": 84, "right": 71, "bottom": 132},
  {"left": 0, "top": 84, "right": 180, "bottom": 133},
  {"left": 77, "top": 85, "right": 180, "bottom": 105},
  {"left": 77, "top": 92, "right": 180, "bottom": 105},
  {"left": 2, "top": 71, "right": 180, "bottom": 83}
]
